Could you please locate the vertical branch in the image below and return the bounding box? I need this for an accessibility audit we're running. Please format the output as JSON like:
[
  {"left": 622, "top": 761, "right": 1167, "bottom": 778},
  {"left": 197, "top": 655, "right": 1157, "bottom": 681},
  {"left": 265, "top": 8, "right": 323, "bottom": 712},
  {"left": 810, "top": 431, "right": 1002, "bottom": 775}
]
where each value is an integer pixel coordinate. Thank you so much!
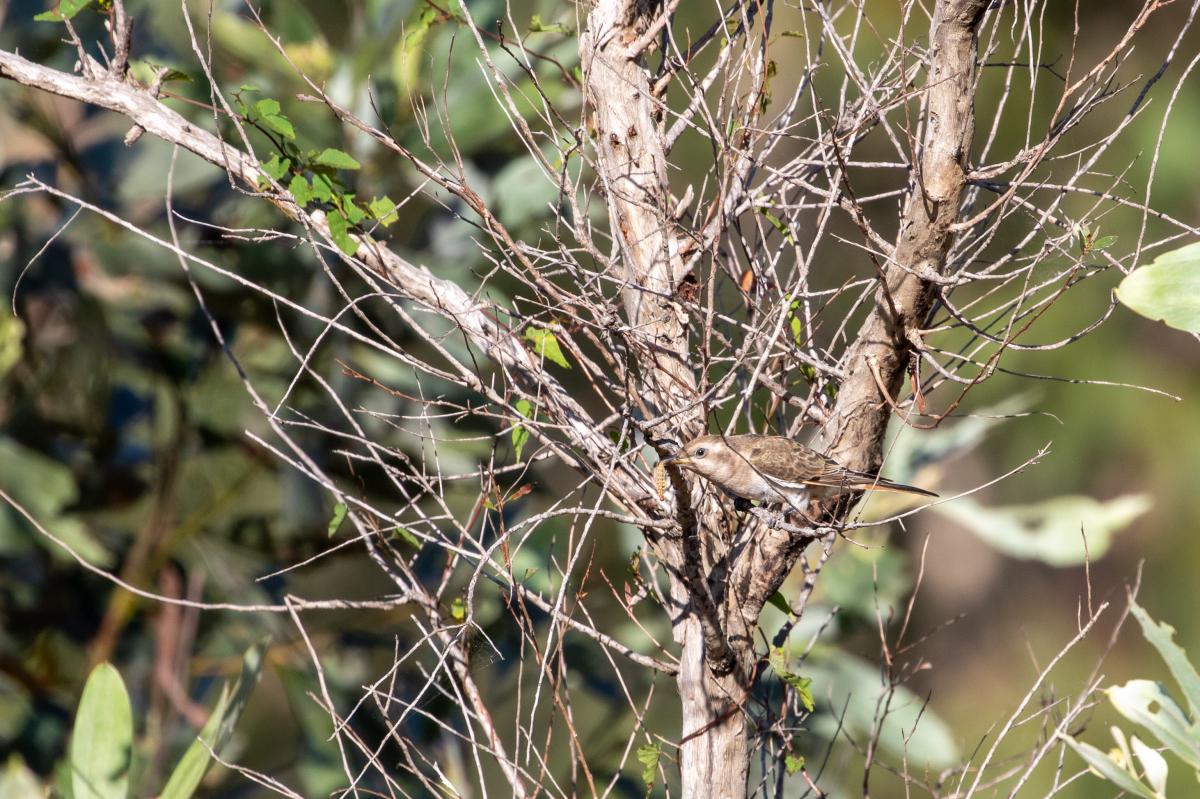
[
  {"left": 821, "top": 0, "right": 990, "bottom": 469},
  {"left": 581, "top": 0, "right": 697, "bottom": 428},
  {"left": 717, "top": 1, "right": 991, "bottom": 790}
]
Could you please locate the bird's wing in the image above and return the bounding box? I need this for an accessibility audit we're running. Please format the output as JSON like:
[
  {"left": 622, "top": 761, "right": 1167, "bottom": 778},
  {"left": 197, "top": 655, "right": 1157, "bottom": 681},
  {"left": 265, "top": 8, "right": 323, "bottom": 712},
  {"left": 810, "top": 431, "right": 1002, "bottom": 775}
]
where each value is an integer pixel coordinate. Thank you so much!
[
  {"left": 742, "top": 439, "right": 846, "bottom": 488},
  {"left": 742, "top": 439, "right": 936, "bottom": 496}
]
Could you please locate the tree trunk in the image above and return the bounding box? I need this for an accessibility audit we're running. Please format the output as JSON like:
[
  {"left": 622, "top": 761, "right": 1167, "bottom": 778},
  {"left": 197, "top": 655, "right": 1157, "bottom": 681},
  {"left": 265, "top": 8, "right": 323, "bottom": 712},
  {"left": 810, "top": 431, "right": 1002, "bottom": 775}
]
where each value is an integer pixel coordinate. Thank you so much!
[
  {"left": 580, "top": 0, "right": 990, "bottom": 794},
  {"left": 677, "top": 615, "right": 751, "bottom": 798}
]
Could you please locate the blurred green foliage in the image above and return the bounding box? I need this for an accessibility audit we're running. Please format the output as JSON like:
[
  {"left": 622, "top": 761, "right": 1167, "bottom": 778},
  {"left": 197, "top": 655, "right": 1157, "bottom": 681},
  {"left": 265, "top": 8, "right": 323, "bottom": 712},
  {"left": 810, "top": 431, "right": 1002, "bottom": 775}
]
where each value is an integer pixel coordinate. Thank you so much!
[{"left": 0, "top": 0, "right": 1198, "bottom": 797}]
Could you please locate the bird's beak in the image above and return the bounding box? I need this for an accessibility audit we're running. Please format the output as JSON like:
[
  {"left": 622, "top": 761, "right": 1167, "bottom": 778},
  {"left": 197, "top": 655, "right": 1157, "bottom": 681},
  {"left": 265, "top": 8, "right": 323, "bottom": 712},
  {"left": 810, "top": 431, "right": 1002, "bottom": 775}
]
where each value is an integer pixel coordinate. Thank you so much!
[{"left": 661, "top": 452, "right": 692, "bottom": 468}]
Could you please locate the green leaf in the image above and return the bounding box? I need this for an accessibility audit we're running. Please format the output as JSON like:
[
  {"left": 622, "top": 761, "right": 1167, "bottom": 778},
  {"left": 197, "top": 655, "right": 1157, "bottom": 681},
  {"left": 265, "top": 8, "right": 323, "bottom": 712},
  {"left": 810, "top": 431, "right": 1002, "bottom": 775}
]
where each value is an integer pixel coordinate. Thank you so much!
[
  {"left": 767, "top": 591, "right": 793, "bottom": 616},
  {"left": 313, "top": 148, "right": 361, "bottom": 170},
  {"left": 635, "top": 743, "right": 661, "bottom": 786},
  {"left": 1116, "top": 241, "right": 1200, "bottom": 333},
  {"left": 327, "top": 212, "right": 358, "bottom": 256},
  {"left": 1107, "top": 680, "right": 1200, "bottom": 770},
  {"left": 781, "top": 29, "right": 804, "bottom": 38},
  {"left": 1129, "top": 601, "right": 1200, "bottom": 720},
  {"left": 528, "top": 13, "right": 571, "bottom": 34},
  {"left": 512, "top": 398, "right": 533, "bottom": 461},
  {"left": 1130, "top": 735, "right": 1168, "bottom": 798},
  {"left": 218, "top": 643, "right": 265, "bottom": 750},
  {"left": 450, "top": 596, "right": 466, "bottom": 622},
  {"left": 34, "top": 0, "right": 93, "bottom": 22},
  {"left": 392, "top": 5, "right": 442, "bottom": 98},
  {"left": 368, "top": 196, "right": 399, "bottom": 226},
  {"left": 0, "top": 438, "right": 110, "bottom": 565},
  {"left": 769, "top": 648, "right": 814, "bottom": 712},
  {"left": 310, "top": 173, "right": 334, "bottom": 203},
  {"left": 0, "top": 312, "right": 24, "bottom": 379},
  {"left": 252, "top": 98, "right": 281, "bottom": 118},
  {"left": 158, "top": 685, "right": 232, "bottom": 799},
  {"left": 391, "top": 527, "right": 420, "bottom": 548},
  {"left": 70, "top": 663, "right": 132, "bottom": 799},
  {"left": 788, "top": 299, "right": 803, "bottom": 346},
  {"left": 341, "top": 197, "right": 367, "bottom": 225},
  {"left": 260, "top": 153, "right": 290, "bottom": 181},
  {"left": 288, "top": 175, "right": 312, "bottom": 207},
  {"left": 785, "top": 752, "right": 805, "bottom": 775},
  {"left": 1061, "top": 734, "right": 1159, "bottom": 799},
  {"left": 158, "top": 642, "right": 262, "bottom": 799},
  {"left": 327, "top": 501, "right": 348, "bottom": 537},
  {"left": 523, "top": 326, "right": 570, "bottom": 368},
  {"left": 932, "top": 494, "right": 1151, "bottom": 566},
  {"left": 262, "top": 114, "right": 295, "bottom": 140},
  {"left": 758, "top": 206, "right": 795, "bottom": 245}
]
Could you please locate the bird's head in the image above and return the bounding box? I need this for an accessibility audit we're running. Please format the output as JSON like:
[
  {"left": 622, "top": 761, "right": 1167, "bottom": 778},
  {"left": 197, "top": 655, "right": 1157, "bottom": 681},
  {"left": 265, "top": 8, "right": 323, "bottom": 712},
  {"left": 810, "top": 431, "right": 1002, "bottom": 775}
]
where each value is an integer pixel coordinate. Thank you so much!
[{"left": 661, "top": 435, "right": 738, "bottom": 483}]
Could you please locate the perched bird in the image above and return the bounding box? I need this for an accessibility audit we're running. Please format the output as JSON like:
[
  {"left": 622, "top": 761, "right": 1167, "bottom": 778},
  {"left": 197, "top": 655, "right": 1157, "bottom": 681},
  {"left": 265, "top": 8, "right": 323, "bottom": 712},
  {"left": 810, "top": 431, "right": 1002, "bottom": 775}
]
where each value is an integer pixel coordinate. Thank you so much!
[{"left": 661, "top": 434, "right": 937, "bottom": 510}]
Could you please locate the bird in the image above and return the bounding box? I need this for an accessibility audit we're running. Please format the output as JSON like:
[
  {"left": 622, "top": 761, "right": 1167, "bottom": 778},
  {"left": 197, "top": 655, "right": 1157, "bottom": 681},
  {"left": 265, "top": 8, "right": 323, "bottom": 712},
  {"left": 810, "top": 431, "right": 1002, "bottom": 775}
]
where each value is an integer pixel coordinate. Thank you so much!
[{"left": 660, "top": 434, "right": 937, "bottom": 511}]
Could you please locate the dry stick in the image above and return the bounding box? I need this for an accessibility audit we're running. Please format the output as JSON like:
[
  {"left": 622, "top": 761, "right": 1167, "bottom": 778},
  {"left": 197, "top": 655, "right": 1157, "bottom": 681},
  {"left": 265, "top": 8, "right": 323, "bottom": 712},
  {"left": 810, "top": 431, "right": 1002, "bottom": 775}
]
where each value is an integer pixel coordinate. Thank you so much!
[{"left": 0, "top": 47, "right": 648, "bottom": 513}]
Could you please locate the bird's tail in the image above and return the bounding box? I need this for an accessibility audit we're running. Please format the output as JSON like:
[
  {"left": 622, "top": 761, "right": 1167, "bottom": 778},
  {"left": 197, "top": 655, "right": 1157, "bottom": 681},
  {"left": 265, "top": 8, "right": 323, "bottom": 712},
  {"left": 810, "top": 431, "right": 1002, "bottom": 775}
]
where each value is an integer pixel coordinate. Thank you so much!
[{"left": 847, "top": 473, "right": 938, "bottom": 498}]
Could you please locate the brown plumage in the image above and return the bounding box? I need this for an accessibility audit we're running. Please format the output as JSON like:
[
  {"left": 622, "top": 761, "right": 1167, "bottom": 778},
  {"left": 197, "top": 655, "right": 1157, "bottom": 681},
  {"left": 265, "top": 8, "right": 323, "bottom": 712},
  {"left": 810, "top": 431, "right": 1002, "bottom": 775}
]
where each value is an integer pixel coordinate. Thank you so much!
[{"left": 661, "top": 434, "right": 936, "bottom": 509}]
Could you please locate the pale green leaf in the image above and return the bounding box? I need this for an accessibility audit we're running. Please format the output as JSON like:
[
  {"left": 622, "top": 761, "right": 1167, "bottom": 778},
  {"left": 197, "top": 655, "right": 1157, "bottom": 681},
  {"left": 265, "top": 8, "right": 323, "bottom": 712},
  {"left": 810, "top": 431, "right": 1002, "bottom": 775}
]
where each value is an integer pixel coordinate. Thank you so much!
[
  {"left": 391, "top": 6, "right": 441, "bottom": 98},
  {"left": 1107, "top": 680, "right": 1200, "bottom": 770},
  {"left": 0, "top": 313, "right": 24, "bottom": 379},
  {"left": 391, "top": 527, "right": 420, "bottom": 547},
  {"left": 1129, "top": 600, "right": 1200, "bottom": 720},
  {"left": 768, "top": 648, "right": 814, "bottom": 711},
  {"left": 523, "top": 326, "right": 570, "bottom": 368},
  {"left": 158, "top": 685, "right": 231, "bottom": 799},
  {"left": 368, "top": 196, "right": 399, "bottom": 226},
  {"left": 1061, "top": 734, "right": 1158, "bottom": 799},
  {"left": 1116, "top": 242, "right": 1200, "bottom": 333},
  {"left": 327, "top": 502, "right": 348, "bottom": 537},
  {"left": 528, "top": 13, "right": 571, "bottom": 33},
  {"left": 635, "top": 743, "right": 661, "bottom": 786},
  {"left": 932, "top": 493, "right": 1151, "bottom": 566},
  {"left": 70, "top": 663, "right": 132, "bottom": 799},
  {"left": 1130, "top": 735, "right": 1169, "bottom": 797},
  {"left": 512, "top": 398, "right": 533, "bottom": 461},
  {"left": 0, "top": 754, "right": 45, "bottom": 799}
]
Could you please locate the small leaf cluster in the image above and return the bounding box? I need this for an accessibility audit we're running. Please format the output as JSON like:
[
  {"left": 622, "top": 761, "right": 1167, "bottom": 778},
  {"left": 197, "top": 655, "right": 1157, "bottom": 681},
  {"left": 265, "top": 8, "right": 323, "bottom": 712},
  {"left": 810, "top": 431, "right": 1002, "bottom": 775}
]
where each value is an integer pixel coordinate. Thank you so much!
[
  {"left": 1064, "top": 600, "right": 1200, "bottom": 798},
  {"left": 237, "top": 88, "right": 399, "bottom": 256}
]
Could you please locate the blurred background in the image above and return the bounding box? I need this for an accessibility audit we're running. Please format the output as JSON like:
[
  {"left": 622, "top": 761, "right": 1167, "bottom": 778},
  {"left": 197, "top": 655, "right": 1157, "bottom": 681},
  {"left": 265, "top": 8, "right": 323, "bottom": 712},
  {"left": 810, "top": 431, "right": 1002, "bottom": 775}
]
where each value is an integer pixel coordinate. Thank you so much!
[{"left": 1, "top": 0, "right": 1198, "bottom": 796}]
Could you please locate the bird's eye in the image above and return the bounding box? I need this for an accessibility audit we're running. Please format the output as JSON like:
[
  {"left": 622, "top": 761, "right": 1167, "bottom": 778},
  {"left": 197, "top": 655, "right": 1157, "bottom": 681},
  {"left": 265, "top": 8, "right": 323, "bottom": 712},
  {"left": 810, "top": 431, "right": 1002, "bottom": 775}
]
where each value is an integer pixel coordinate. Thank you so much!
[{"left": 695, "top": 447, "right": 707, "bottom": 457}]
